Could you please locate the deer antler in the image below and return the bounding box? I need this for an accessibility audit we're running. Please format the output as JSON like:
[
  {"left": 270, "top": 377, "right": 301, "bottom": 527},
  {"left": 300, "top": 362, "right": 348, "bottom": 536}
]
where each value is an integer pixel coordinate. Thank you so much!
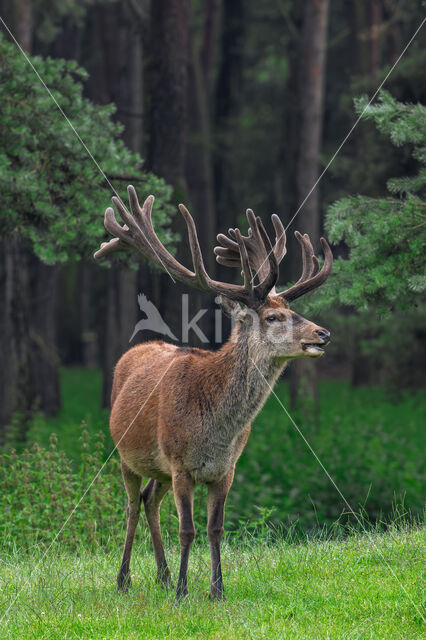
[
  {"left": 213, "top": 213, "right": 332, "bottom": 302},
  {"left": 274, "top": 232, "right": 333, "bottom": 302},
  {"left": 214, "top": 210, "right": 286, "bottom": 287},
  {"left": 94, "top": 186, "right": 278, "bottom": 309}
]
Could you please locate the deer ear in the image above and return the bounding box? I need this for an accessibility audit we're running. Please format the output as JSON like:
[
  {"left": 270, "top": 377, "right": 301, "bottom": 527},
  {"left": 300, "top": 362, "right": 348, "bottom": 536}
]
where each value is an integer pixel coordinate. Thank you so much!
[
  {"left": 215, "top": 295, "right": 241, "bottom": 318},
  {"left": 237, "top": 307, "right": 258, "bottom": 327}
]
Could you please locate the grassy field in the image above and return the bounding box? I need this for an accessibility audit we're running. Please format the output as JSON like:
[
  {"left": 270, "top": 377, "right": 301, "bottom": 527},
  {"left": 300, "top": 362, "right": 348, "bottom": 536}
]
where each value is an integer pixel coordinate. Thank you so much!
[{"left": 0, "top": 527, "right": 424, "bottom": 639}]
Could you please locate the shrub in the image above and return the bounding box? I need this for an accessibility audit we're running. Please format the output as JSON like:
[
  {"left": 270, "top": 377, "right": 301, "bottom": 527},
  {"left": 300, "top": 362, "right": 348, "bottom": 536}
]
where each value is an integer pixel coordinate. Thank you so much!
[
  {"left": 0, "top": 429, "right": 125, "bottom": 551},
  {"left": 0, "top": 379, "right": 423, "bottom": 552}
]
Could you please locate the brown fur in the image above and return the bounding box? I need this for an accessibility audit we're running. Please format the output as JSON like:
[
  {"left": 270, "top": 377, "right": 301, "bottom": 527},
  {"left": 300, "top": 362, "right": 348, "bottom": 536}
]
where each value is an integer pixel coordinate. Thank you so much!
[{"left": 111, "top": 295, "right": 329, "bottom": 600}]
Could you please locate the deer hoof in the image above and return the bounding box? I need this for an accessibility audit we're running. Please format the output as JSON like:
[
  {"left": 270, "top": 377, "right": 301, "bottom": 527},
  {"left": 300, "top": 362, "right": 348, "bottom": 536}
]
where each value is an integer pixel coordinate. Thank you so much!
[
  {"left": 117, "top": 571, "right": 131, "bottom": 593},
  {"left": 175, "top": 587, "right": 189, "bottom": 603},
  {"left": 209, "top": 588, "right": 226, "bottom": 601},
  {"left": 157, "top": 571, "right": 174, "bottom": 590}
]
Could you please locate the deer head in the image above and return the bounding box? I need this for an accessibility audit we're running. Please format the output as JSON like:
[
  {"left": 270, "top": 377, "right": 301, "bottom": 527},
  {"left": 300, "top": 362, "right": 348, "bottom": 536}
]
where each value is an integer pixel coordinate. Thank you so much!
[
  {"left": 94, "top": 186, "right": 333, "bottom": 359},
  {"left": 213, "top": 210, "right": 332, "bottom": 359}
]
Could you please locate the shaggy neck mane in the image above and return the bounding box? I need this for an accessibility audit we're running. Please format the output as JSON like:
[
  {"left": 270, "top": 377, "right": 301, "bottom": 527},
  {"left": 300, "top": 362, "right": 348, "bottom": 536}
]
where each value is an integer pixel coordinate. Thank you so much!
[{"left": 204, "top": 322, "right": 287, "bottom": 432}]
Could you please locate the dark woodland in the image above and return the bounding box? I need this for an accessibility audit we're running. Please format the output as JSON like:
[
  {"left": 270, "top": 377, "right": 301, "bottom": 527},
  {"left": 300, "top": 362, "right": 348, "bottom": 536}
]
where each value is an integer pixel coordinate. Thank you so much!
[{"left": 0, "top": 0, "right": 424, "bottom": 529}]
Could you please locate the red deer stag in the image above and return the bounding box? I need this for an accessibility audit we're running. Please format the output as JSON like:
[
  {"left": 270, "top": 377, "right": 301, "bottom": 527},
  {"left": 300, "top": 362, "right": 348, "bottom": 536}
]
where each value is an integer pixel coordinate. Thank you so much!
[{"left": 94, "top": 186, "right": 332, "bottom": 601}]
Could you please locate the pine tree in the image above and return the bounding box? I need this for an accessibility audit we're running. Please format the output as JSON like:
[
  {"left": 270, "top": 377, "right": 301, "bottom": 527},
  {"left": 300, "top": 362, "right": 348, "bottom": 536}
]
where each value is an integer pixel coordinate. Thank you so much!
[
  {"left": 313, "top": 91, "right": 426, "bottom": 315},
  {"left": 0, "top": 35, "right": 175, "bottom": 435}
]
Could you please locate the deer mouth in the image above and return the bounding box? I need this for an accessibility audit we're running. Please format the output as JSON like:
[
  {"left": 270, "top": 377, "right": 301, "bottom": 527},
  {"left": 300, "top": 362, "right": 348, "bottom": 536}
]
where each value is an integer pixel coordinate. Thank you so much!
[{"left": 301, "top": 342, "right": 328, "bottom": 357}]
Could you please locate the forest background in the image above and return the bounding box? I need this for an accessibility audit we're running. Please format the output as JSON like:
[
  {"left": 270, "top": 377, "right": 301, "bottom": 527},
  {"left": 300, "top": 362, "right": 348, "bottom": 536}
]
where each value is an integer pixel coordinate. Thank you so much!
[{"left": 0, "top": 0, "right": 425, "bottom": 539}]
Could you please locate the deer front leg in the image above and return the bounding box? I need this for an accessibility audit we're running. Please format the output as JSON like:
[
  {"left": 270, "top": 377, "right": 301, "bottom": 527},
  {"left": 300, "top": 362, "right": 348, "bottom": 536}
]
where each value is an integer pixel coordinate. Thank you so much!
[
  {"left": 117, "top": 461, "right": 142, "bottom": 592},
  {"left": 141, "top": 478, "right": 173, "bottom": 588},
  {"left": 207, "top": 468, "right": 235, "bottom": 601},
  {"left": 172, "top": 469, "right": 195, "bottom": 601}
]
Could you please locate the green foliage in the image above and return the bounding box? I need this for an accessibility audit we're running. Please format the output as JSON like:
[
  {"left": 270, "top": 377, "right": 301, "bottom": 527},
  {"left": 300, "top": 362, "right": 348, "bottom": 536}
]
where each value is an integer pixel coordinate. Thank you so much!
[
  {"left": 31, "top": 0, "right": 91, "bottom": 46},
  {"left": 314, "top": 92, "right": 426, "bottom": 315},
  {"left": 0, "top": 429, "right": 125, "bottom": 551},
  {"left": 0, "top": 34, "right": 175, "bottom": 265},
  {"left": 230, "top": 379, "right": 424, "bottom": 533},
  {"left": 25, "top": 368, "right": 107, "bottom": 460},
  {"left": 0, "top": 529, "right": 423, "bottom": 639},
  {"left": 2, "top": 370, "right": 423, "bottom": 552}
]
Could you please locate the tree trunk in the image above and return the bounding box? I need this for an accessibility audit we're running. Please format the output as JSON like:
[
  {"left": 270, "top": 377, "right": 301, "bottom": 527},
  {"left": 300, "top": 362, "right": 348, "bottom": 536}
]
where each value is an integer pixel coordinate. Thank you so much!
[
  {"left": 29, "top": 258, "right": 61, "bottom": 416},
  {"left": 84, "top": 1, "right": 146, "bottom": 405},
  {"left": 289, "top": 0, "right": 329, "bottom": 414},
  {"left": 186, "top": 0, "right": 219, "bottom": 342},
  {"left": 348, "top": 0, "right": 369, "bottom": 77},
  {"left": 147, "top": 0, "right": 191, "bottom": 346},
  {"left": 102, "top": 268, "right": 138, "bottom": 407},
  {"left": 147, "top": 0, "right": 190, "bottom": 193},
  {"left": 0, "top": 241, "right": 60, "bottom": 441},
  {"left": 201, "top": 0, "right": 219, "bottom": 84},
  {"left": 369, "top": 0, "right": 382, "bottom": 84},
  {"left": 187, "top": 0, "right": 218, "bottom": 274},
  {"left": 78, "top": 262, "right": 98, "bottom": 368},
  {"left": 0, "top": 0, "right": 32, "bottom": 51},
  {"left": 0, "top": 1, "right": 62, "bottom": 439},
  {"left": 0, "top": 239, "right": 30, "bottom": 441},
  {"left": 95, "top": 0, "right": 145, "bottom": 150},
  {"left": 213, "top": 0, "right": 245, "bottom": 234}
]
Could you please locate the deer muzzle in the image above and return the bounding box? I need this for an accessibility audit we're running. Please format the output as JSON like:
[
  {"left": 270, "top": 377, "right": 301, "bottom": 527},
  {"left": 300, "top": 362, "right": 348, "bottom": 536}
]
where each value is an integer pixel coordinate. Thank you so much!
[{"left": 301, "top": 328, "right": 330, "bottom": 357}]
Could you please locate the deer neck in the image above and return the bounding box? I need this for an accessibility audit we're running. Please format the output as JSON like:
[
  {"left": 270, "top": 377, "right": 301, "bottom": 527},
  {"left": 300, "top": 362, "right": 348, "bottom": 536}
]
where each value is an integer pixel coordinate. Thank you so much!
[{"left": 212, "top": 322, "right": 287, "bottom": 431}]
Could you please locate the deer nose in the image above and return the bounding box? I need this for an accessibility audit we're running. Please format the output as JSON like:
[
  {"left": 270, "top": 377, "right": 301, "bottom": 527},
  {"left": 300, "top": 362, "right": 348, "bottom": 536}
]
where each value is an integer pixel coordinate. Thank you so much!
[{"left": 315, "top": 328, "right": 330, "bottom": 343}]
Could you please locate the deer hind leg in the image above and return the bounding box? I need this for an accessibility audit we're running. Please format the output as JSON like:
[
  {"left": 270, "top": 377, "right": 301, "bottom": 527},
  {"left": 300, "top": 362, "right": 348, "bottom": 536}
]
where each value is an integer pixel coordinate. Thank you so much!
[
  {"left": 117, "top": 460, "right": 142, "bottom": 592},
  {"left": 207, "top": 467, "right": 235, "bottom": 601},
  {"left": 141, "top": 478, "right": 173, "bottom": 588},
  {"left": 172, "top": 469, "right": 195, "bottom": 601}
]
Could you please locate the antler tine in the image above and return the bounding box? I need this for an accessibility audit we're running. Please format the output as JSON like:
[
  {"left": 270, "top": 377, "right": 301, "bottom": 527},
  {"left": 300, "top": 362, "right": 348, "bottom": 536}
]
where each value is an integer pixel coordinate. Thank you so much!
[
  {"left": 271, "top": 214, "right": 287, "bottom": 263},
  {"left": 246, "top": 209, "right": 270, "bottom": 282},
  {"left": 214, "top": 210, "right": 286, "bottom": 283},
  {"left": 93, "top": 206, "right": 133, "bottom": 260},
  {"left": 95, "top": 187, "right": 197, "bottom": 283},
  {"left": 128, "top": 183, "right": 150, "bottom": 222},
  {"left": 94, "top": 194, "right": 159, "bottom": 260},
  {"left": 276, "top": 237, "right": 333, "bottom": 302},
  {"left": 125, "top": 188, "right": 195, "bottom": 279},
  {"left": 214, "top": 233, "right": 240, "bottom": 267},
  {"left": 94, "top": 185, "right": 274, "bottom": 308},
  {"left": 254, "top": 216, "right": 279, "bottom": 296},
  {"left": 111, "top": 195, "right": 142, "bottom": 238},
  {"left": 127, "top": 187, "right": 160, "bottom": 247},
  {"left": 177, "top": 203, "right": 212, "bottom": 287},
  {"left": 94, "top": 236, "right": 126, "bottom": 260},
  {"left": 294, "top": 231, "right": 320, "bottom": 284},
  {"left": 178, "top": 204, "right": 256, "bottom": 303},
  {"left": 234, "top": 228, "right": 253, "bottom": 289}
]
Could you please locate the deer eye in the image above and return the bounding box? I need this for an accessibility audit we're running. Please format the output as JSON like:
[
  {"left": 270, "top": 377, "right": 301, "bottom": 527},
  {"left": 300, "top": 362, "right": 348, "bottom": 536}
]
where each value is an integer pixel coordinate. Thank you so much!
[{"left": 266, "top": 315, "right": 279, "bottom": 323}]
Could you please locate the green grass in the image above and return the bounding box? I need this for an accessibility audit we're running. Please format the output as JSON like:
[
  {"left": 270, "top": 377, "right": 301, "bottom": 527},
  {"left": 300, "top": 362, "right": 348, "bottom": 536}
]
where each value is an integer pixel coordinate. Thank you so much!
[{"left": 0, "top": 528, "right": 424, "bottom": 639}]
